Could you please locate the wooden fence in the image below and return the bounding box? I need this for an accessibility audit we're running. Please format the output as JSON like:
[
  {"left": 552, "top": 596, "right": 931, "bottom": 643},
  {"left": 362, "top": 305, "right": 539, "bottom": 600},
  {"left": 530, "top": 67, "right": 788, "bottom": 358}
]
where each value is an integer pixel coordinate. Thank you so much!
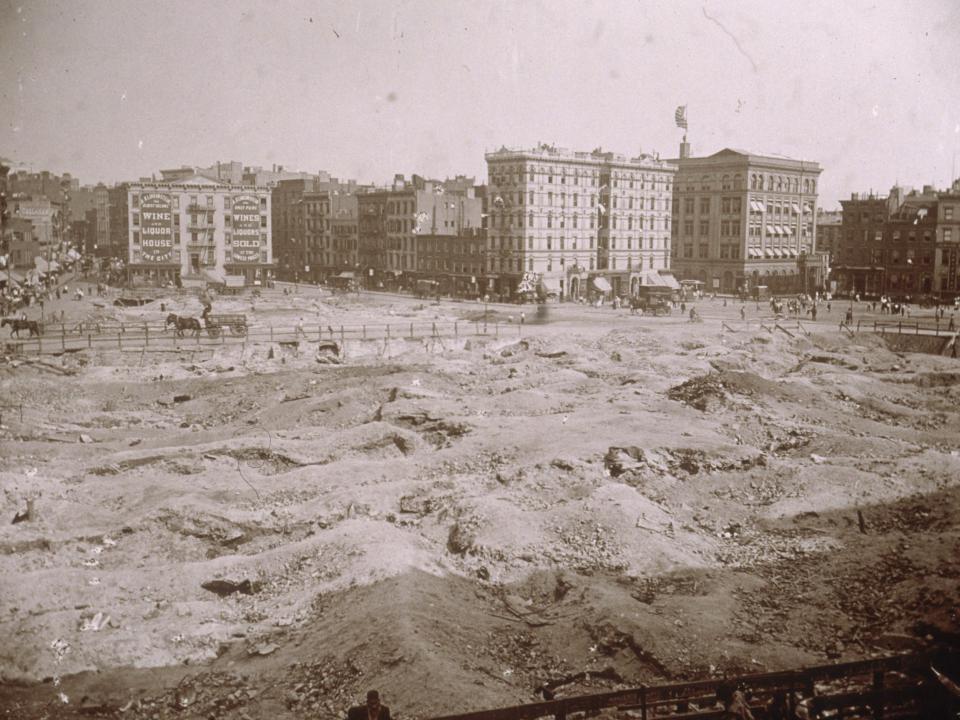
[
  {"left": 427, "top": 650, "right": 956, "bottom": 720},
  {"left": 1, "top": 320, "right": 510, "bottom": 356}
]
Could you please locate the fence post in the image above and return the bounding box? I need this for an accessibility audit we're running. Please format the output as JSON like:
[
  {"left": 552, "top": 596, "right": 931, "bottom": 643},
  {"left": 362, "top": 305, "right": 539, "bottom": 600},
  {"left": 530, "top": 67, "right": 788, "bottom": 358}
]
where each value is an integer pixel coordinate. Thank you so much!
[
  {"left": 118, "top": 331, "right": 122, "bottom": 350},
  {"left": 362, "top": 324, "right": 366, "bottom": 339},
  {"left": 38, "top": 336, "right": 42, "bottom": 354},
  {"left": 898, "top": 320, "right": 902, "bottom": 333},
  {"left": 432, "top": 322, "right": 437, "bottom": 337},
  {"left": 61, "top": 325, "right": 65, "bottom": 350},
  {"left": 495, "top": 321, "right": 499, "bottom": 337},
  {"left": 145, "top": 325, "right": 149, "bottom": 347},
  {"left": 410, "top": 322, "right": 414, "bottom": 338},
  {"left": 270, "top": 325, "right": 274, "bottom": 342},
  {"left": 386, "top": 324, "right": 390, "bottom": 339},
  {"left": 340, "top": 325, "right": 344, "bottom": 344},
  {"left": 454, "top": 321, "right": 458, "bottom": 337},
  {"left": 857, "top": 320, "right": 861, "bottom": 332},
  {"left": 88, "top": 333, "right": 92, "bottom": 349}
]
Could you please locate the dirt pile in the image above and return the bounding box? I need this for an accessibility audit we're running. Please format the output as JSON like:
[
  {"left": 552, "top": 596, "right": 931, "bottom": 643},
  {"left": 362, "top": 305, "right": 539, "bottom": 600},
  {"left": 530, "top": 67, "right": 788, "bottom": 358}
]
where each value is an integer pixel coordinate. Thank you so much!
[{"left": 1, "top": 293, "right": 958, "bottom": 719}]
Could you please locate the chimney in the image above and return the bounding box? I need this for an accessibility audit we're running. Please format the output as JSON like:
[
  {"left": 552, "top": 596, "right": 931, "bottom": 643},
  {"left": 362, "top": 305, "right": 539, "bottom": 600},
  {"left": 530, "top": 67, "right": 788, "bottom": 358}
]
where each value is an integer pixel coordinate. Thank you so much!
[{"left": 679, "top": 140, "right": 690, "bottom": 160}]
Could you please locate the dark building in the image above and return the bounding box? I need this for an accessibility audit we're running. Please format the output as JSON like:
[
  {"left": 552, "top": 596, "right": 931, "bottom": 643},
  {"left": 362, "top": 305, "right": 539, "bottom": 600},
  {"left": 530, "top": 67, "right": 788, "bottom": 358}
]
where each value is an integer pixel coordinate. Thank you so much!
[
  {"left": 357, "top": 175, "right": 482, "bottom": 290},
  {"left": 936, "top": 180, "right": 960, "bottom": 297},
  {"left": 414, "top": 227, "right": 486, "bottom": 297},
  {"left": 835, "top": 186, "right": 939, "bottom": 298}
]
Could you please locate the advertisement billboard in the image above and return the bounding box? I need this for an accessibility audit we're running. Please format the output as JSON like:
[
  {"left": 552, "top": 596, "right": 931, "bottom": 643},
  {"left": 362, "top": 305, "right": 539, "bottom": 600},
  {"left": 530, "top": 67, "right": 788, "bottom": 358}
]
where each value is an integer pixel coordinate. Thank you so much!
[
  {"left": 231, "top": 195, "right": 261, "bottom": 263},
  {"left": 140, "top": 193, "right": 174, "bottom": 263}
]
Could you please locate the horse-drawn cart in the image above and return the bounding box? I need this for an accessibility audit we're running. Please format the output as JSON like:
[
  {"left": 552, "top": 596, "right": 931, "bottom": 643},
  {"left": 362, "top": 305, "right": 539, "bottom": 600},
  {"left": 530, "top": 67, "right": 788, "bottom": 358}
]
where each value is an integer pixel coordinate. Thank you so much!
[{"left": 204, "top": 314, "right": 248, "bottom": 338}]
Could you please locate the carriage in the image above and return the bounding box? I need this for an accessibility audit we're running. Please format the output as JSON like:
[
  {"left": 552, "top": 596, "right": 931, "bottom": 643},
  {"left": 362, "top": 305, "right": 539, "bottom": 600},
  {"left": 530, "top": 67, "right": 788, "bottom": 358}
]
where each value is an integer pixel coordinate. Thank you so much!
[{"left": 204, "top": 313, "right": 248, "bottom": 338}]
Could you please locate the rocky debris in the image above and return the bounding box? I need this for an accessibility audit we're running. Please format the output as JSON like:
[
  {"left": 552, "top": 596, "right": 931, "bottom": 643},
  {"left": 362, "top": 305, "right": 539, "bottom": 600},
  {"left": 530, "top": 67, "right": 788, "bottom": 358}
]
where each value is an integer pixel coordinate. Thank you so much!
[
  {"left": 604, "top": 446, "right": 765, "bottom": 481},
  {"left": 201, "top": 579, "right": 261, "bottom": 597},
  {"left": 78, "top": 433, "right": 95, "bottom": 443},
  {"left": 666, "top": 373, "right": 728, "bottom": 411},
  {"left": 173, "top": 394, "right": 192, "bottom": 403}
]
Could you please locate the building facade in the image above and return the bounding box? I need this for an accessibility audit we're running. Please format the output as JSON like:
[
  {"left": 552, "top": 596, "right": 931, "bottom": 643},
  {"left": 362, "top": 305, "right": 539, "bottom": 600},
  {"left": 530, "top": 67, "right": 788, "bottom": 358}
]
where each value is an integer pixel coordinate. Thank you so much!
[
  {"left": 936, "top": 181, "right": 960, "bottom": 297},
  {"left": 485, "top": 145, "right": 677, "bottom": 300},
  {"left": 126, "top": 176, "right": 273, "bottom": 286},
  {"left": 356, "top": 175, "right": 482, "bottom": 289},
  {"left": 670, "top": 148, "right": 821, "bottom": 295},
  {"left": 835, "top": 183, "right": 959, "bottom": 298}
]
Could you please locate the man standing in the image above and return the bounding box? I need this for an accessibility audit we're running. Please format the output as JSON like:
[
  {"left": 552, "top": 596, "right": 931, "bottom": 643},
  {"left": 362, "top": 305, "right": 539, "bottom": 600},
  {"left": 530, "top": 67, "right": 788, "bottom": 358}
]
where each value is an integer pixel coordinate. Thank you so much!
[{"left": 347, "top": 690, "right": 391, "bottom": 720}]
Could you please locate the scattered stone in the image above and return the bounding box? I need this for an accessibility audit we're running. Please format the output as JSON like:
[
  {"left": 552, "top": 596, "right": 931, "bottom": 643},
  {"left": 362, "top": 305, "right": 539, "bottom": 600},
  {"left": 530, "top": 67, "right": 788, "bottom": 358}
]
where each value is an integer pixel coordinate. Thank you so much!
[{"left": 78, "top": 433, "right": 94, "bottom": 444}]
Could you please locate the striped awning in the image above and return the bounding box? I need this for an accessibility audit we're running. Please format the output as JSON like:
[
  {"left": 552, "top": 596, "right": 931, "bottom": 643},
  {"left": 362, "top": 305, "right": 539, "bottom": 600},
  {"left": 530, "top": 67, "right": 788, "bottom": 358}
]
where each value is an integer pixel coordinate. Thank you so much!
[
  {"left": 764, "top": 249, "right": 774, "bottom": 258},
  {"left": 766, "top": 225, "right": 777, "bottom": 235},
  {"left": 751, "top": 200, "right": 765, "bottom": 212}
]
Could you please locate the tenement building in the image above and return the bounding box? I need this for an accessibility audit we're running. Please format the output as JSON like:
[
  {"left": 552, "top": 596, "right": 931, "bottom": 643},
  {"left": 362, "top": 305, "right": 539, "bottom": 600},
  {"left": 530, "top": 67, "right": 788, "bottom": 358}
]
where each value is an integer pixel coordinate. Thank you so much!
[
  {"left": 356, "top": 175, "right": 482, "bottom": 290},
  {"left": 126, "top": 174, "right": 273, "bottom": 286},
  {"left": 669, "top": 147, "right": 821, "bottom": 295},
  {"left": 835, "top": 181, "right": 960, "bottom": 298},
  {"left": 485, "top": 144, "right": 677, "bottom": 301}
]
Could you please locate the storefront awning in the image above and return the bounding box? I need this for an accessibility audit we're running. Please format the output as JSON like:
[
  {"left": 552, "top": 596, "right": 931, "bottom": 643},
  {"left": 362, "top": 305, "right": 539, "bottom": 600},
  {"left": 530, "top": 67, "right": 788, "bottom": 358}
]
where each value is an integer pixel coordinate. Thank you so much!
[
  {"left": 791, "top": 203, "right": 801, "bottom": 214},
  {"left": 657, "top": 271, "right": 681, "bottom": 290},
  {"left": 591, "top": 276, "right": 612, "bottom": 292},
  {"left": 765, "top": 225, "right": 776, "bottom": 236},
  {"left": 750, "top": 200, "right": 765, "bottom": 212},
  {"left": 764, "top": 249, "right": 774, "bottom": 258},
  {"left": 539, "top": 276, "right": 562, "bottom": 293}
]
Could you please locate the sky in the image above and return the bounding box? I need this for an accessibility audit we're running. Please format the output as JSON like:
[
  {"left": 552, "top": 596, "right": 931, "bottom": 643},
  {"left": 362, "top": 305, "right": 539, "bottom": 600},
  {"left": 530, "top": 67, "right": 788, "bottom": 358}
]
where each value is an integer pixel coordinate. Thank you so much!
[{"left": 1, "top": 0, "right": 959, "bottom": 208}]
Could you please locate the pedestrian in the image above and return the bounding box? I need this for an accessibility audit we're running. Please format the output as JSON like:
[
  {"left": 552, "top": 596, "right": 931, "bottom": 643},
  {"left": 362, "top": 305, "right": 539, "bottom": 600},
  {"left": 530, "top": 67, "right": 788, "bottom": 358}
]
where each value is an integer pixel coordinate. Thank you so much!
[
  {"left": 346, "top": 690, "right": 391, "bottom": 720},
  {"left": 950, "top": 314, "right": 956, "bottom": 332},
  {"left": 827, "top": 301, "right": 831, "bottom": 313},
  {"left": 295, "top": 317, "right": 305, "bottom": 338},
  {"left": 740, "top": 306, "right": 745, "bottom": 320},
  {"left": 811, "top": 305, "right": 817, "bottom": 321}
]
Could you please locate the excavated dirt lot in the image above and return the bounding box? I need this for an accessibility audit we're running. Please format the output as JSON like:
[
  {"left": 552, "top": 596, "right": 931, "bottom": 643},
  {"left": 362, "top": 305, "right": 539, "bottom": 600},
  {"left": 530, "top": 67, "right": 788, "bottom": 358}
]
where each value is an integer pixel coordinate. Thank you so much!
[{"left": 1, "top": 287, "right": 959, "bottom": 719}]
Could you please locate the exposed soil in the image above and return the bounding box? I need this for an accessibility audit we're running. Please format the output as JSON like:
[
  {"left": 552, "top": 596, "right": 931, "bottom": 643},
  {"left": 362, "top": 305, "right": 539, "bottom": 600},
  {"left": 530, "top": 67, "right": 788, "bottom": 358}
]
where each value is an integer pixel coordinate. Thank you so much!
[{"left": 1, "top": 287, "right": 958, "bottom": 719}]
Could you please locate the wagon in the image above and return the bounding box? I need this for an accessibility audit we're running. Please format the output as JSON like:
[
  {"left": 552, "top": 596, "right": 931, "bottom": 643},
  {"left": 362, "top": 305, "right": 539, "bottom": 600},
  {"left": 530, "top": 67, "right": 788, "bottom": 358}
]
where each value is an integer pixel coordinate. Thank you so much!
[{"left": 204, "top": 313, "right": 248, "bottom": 338}]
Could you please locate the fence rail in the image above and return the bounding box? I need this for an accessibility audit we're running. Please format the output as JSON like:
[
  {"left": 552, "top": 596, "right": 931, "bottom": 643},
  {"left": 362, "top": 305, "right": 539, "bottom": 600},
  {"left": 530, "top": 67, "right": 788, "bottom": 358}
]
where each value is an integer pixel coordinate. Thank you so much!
[
  {"left": 874, "top": 319, "right": 958, "bottom": 337},
  {"left": 1, "top": 320, "right": 507, "bottom": 356},
  {"left": 427, "top": 651, "right": 955, "bottom": 720}
]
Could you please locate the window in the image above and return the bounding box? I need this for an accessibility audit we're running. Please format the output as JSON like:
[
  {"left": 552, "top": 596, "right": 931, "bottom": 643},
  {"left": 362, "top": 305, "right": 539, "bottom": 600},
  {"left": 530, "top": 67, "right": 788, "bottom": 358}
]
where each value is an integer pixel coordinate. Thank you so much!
[
  {"left": 699, "top": 244, "right": 708, "bottom": 258},
  {"left": 699, "top": 221, "right": 709, "bottom": 236},
  {"left": 684, "top": 198, "right": 694, "bottom": 214},
  {"left": 945, "top": 228, "right": 954, "bottom": 243},
  {"left": 684, "top": 244, "right": 693, "bottom": 258},
  {"left": 946, "top": 207, "right": 954, "bottom": 220},
  {"left": 722, "top": 198, "right": 731, "bottom": 214}
]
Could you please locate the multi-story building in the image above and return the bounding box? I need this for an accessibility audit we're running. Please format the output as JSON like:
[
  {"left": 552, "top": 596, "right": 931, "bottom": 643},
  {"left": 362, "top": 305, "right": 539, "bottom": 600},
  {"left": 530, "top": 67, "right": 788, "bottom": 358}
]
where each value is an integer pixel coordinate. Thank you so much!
[
  {"left": 669, "top": 147, "right": 821, "bottom": 295},
  {"left": 272, "top": 178, "right": 316, "bottom": 282},
  {"left": 10, "top": 196, "right": 56, "bottom": 248},
  {"left": 414, "top": 228, "right": 486, "bottom": 296},
  {"left": 835, "top": 184, "right": 952, "bottom": 298},
  {"left": 126, "top": 174, "right": 273, "bottom": 286},
  {"left": 272, "top": 179, "right": 363, "bottom": 282},
  {"left": 303, "top": 191, "right": 359, "bottom": 281},
  {"left": 356, "top": 175, "right": 482, "bottom": 289},
  {"left": 93, "top": 184, "right": 111, "bottom": 257},
  {"left": 936, "top": 180, "right": 960, "bottom": 297},
  {"left": 485, "top": 144, "right": 677, "bottom": 300}
]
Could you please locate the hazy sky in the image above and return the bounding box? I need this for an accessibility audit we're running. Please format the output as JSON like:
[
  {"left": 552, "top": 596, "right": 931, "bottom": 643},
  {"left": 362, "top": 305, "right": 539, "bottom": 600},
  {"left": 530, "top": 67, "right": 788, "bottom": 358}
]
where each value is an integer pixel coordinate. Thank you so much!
[{"left": 2, "top": 0, "right": 958, "bottom": 207}]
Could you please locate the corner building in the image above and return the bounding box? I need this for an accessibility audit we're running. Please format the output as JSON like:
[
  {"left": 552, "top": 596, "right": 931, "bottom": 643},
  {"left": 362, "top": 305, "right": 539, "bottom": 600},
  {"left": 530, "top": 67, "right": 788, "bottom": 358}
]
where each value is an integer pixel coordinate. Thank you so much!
[
  {"left": 485, "top": 145, "right": 676, "bottom": 300},
  {"left": 126, "top": 175, "right": 273, "bottom": 286},
  {"left": 669, "top": 148, "right": 821, "bottom": 295}
]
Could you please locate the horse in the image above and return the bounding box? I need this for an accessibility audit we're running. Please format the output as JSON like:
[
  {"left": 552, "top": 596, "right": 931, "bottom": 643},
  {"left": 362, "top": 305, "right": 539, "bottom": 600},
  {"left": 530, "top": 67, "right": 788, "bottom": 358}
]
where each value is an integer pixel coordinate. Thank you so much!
[
  {"left": 165, "top": 313, "right": 201, "bottom": 337},
  {"left": 1, "top": 318, "right": 41, "bottom": 337}
]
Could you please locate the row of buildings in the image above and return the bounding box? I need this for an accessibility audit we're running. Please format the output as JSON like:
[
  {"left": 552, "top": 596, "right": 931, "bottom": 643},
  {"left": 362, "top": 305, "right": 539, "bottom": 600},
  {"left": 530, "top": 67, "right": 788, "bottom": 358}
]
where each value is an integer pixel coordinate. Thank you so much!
[{"left": 4, "top": 147, "right": 959, "bottom": 300}]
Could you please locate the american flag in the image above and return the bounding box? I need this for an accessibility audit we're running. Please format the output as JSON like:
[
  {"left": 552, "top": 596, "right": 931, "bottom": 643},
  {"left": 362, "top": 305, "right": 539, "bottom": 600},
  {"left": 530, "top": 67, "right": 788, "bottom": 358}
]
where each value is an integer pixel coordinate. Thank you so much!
[{"left": 674, "top": 105, "right": 688, "bottom": 130}]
